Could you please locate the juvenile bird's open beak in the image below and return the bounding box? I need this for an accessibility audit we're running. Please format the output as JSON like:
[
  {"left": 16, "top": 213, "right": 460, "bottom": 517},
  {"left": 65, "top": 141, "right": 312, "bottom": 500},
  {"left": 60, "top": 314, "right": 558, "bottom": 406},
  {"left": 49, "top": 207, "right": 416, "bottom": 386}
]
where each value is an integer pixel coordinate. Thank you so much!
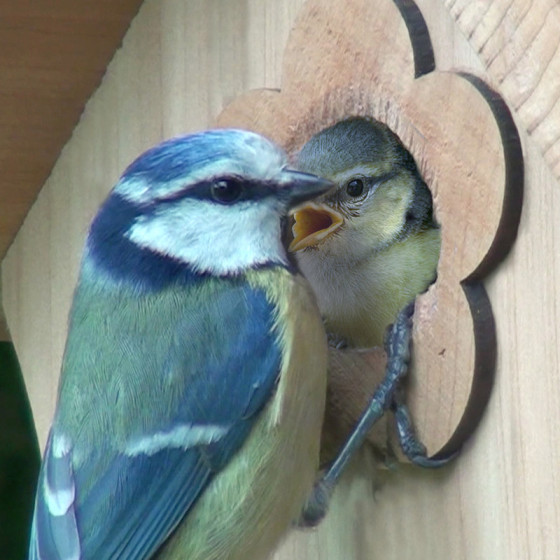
[{"left": 289, "top": 202, "right": 344, "bottom": 252}]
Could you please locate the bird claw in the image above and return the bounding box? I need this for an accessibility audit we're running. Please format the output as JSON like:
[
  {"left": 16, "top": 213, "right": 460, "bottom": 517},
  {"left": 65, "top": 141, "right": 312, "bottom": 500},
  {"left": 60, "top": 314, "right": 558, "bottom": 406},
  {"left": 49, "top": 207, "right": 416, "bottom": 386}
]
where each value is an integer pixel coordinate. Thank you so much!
[
  {"left": 327, "top": 332, "right": 349, "bottom": 349},
  {"left": 387, "top": 305, "right": 459, "bottom": 468},
  {"left": 304, "top": 301, "right": 455, "bottom": 527},
  {"left": 391, "top": 393, "right": 458, "bottom": 468},
  {"left": 383, "top": 300, "right": 414, "bottom": 361},
  {"left": 304, "top": 303, "right": 416, "bottom": 504},
  {"left": 297, "top": 479, "right": 333, "bottom": 527}
]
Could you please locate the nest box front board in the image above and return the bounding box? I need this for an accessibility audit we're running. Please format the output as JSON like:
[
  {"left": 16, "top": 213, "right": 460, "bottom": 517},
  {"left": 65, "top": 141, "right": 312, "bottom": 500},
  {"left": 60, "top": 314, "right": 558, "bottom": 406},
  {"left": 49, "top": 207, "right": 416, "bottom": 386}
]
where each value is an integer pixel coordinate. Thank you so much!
[{"left": 217, "top": 0, "right": 523, "bottom": 459}]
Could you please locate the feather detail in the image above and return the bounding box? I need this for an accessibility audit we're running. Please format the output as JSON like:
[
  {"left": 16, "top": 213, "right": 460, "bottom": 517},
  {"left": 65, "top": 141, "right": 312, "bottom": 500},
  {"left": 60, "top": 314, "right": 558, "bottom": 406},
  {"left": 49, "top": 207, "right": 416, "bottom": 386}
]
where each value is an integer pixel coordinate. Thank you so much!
[
  {"left": 30, "top": 432, "right": 81, "bottom": 560},
  {"left": 124, "top": 423, "right": 230, "bottom": 456},
  {"left": 246, "top": 268, "right": 326, "bottom": 427},
  {"left": 158, "top": 268, "right": 327, "bottom": 560}
]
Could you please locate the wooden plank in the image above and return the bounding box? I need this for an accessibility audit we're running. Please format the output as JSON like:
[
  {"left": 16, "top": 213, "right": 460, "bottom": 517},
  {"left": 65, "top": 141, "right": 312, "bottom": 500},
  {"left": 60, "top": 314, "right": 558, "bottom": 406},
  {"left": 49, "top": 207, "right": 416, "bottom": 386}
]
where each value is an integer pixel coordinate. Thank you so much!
[
  {"left": 0, "top": 0, "right": 144, "bottom": 258},
  {"left": 217, "top": 0, "right": 524, "bottom": 460},
  {"left": 444, "top": 0, "right": 560, "bottom": 183},
  {"left": 2, "top": 1, "right": 559, "bottom": 559}
]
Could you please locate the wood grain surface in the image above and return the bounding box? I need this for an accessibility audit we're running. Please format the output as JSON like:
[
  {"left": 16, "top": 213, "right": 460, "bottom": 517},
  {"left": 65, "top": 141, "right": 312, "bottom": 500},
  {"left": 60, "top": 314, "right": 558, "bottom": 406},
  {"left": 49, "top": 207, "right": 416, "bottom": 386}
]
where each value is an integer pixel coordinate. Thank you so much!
[
  {"left": 217, "top": 0, "right": 523, "bottom": 459},
  {"left": 0, "top": 0, "right": 144, "bottom": 259},
  {"left": 2, "top": 1, "right": 559, "bottom": 559},
  {"left": 445, "top": 0, "right": 560, "bottom": 182}
]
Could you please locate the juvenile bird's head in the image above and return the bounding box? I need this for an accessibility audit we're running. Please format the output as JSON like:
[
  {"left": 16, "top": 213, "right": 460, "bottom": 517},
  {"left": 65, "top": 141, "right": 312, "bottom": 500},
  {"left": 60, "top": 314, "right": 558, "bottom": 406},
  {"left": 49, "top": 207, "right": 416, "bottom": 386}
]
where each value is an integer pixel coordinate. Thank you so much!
[
  {"left": 290, "top": 117, "right": 440, "bottom": 347},
  {"left": 291, "top": 117, "right": 436, "bottom": 263},
  {"left": 83, "top": 129, "right": 333, "bottom": 288}
]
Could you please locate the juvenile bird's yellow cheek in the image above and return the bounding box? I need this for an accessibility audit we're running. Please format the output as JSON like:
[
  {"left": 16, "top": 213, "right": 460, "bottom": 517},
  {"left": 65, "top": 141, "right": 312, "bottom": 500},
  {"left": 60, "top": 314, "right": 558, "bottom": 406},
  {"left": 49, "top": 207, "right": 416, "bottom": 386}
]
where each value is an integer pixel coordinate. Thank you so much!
[
  {"left": 359, "top": 209, "right": 404, "bottom": 248},
  {"left": 289, "top": 203, "right": 344, "bottom": 252}
]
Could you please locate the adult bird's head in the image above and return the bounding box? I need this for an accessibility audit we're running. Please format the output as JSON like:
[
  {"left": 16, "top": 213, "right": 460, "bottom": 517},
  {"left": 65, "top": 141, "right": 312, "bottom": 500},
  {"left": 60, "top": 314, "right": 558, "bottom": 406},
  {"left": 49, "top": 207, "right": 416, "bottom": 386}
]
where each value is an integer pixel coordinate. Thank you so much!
[
  {"left": 84, "top": 129, "right": 334, "bottom": 288},
  {"left": 289, "top": 117, "right": 440, "bottom": 347}
]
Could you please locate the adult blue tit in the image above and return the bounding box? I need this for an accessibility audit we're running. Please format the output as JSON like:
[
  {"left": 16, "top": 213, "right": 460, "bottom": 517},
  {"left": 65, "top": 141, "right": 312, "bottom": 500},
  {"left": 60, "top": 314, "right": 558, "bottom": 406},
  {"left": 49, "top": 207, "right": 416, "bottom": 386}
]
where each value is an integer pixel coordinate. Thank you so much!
[
  {"left": 29, "top": 129, "right": 333, "bottom": 560},
  {"left": 290, "top": 116, "right": 440, "bottom": 348}
]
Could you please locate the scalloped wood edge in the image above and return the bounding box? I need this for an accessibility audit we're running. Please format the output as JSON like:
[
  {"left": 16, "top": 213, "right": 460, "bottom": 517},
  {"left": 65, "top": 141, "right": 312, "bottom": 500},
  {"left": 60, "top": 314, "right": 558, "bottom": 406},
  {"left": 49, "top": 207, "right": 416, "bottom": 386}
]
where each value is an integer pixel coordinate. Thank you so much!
[{"left": 216, "top": 0, "right": 524, "bottom": 458}]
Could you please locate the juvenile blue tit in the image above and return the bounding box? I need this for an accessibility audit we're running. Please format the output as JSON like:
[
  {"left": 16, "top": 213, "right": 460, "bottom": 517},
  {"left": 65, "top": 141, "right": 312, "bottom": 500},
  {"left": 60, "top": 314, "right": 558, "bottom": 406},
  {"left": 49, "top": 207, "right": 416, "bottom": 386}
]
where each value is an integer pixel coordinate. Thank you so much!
[
  {"left": 290, "top": 117, "right": 440, "bottom": 348},
  {"left": 29, "top": 130, "right": 334, "bottom": 560}
]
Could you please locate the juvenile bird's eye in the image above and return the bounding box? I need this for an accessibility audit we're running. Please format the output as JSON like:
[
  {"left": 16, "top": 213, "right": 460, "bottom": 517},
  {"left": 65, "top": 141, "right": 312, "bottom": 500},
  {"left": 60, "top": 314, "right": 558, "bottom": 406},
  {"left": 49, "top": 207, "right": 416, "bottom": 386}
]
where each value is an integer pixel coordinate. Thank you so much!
[
  {"left": 346, "top": 179, "right": 365, "bottom": 197},
  {"left": 211, "top": 179, "right": 242, "bottom": 204}
]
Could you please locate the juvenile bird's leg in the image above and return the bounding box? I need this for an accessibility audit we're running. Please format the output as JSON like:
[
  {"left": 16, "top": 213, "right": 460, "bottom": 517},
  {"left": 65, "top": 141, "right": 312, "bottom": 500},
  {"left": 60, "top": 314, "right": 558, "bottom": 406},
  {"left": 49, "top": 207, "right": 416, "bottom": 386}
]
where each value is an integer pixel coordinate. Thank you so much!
[
  {"left": 299, "top": 302, "right": 415, "bottom": 526},
  {"left": 300, "top": 301, "right": 458, "bottom": 526},
  {"left": 391, "top": 384, "right": 458, "bottom": 468},
  {"left": 385, "top": 304, "right": 458, "bottom": 468}
]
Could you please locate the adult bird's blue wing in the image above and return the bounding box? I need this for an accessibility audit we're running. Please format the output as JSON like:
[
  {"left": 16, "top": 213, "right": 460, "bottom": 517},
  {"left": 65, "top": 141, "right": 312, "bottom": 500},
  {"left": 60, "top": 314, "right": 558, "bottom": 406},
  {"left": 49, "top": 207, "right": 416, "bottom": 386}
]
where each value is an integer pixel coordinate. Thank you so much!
[{"left": 30, "top": 277, "right": 283, "bottom": 560}]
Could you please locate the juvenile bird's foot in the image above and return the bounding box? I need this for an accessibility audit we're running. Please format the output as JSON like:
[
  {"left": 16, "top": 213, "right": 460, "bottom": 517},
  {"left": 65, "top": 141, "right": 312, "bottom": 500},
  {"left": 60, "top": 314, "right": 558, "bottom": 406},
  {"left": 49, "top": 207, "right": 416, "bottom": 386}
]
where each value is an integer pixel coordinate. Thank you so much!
[
  {"left": 327, "top": 331, "right": 348, "bottom": 349},
  {"left": 298, "top": 479, "right": 333, "bottom": 527},
  {"left": 386, "top": 305, "right": 459, "bottom": 468},
  {"left": 391, "top": 387, "right": 458, "bottom": 467},
  {"left": 300, "top": 303, "right": 415, "bottom": 520},
  {"left": 303, "top": 302, "right": 456, "bottom": 527}
]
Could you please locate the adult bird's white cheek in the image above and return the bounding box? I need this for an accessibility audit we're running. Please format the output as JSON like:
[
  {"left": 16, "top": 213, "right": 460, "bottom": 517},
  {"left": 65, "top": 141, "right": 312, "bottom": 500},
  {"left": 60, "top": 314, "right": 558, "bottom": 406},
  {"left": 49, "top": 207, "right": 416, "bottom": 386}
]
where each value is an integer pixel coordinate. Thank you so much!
[
  {"left": 126, "top": 198, "right": 287, "bottom": 275},
  {"left": 289, "top": 202, "right": 344, "bottom": 252}
]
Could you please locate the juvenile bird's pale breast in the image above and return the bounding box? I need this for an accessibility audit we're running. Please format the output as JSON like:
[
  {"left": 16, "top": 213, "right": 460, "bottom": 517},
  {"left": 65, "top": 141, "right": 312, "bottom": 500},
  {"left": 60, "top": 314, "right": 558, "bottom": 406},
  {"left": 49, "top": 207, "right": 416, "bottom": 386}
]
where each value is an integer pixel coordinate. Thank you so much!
[{"left": 299, "top": 229, "right": 440, "bottom": 348}]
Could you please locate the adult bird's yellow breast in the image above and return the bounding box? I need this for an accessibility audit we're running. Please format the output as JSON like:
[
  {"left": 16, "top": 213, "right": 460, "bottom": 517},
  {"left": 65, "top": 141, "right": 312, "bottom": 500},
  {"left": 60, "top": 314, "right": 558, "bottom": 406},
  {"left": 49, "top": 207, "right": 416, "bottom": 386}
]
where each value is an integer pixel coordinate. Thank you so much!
[{"left": 158, "top": 267, "right": 327, "bottom": 560}]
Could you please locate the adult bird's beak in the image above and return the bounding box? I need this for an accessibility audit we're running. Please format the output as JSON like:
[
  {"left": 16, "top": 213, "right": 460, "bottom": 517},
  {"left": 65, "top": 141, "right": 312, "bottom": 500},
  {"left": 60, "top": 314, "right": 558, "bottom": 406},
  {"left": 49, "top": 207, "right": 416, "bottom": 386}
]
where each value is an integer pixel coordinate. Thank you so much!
[
  {"left": 289, "top": 202, "right": 344, "bottom": 251},
  {"left": 279, "top": 170, "right": 335, "bottom": 209}
]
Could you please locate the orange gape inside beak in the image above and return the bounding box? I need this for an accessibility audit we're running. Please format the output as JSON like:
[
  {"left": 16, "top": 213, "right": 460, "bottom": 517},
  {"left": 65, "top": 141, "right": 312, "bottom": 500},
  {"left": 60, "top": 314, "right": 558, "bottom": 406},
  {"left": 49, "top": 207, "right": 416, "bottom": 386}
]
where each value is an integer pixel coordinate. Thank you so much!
[{"left": 289, "top": 203, "right": 344, "bottom": 251}]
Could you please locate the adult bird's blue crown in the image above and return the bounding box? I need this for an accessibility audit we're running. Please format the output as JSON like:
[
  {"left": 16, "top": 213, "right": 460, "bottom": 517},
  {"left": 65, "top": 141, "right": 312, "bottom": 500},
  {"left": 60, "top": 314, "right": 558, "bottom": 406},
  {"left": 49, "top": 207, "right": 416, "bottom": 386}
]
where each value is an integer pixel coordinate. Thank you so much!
[
  {"left": 85, "top": 129, "right": 332, "bottom": 288},
  {"left": 29, "top": 129, "right": 332, "bottom": 560}
]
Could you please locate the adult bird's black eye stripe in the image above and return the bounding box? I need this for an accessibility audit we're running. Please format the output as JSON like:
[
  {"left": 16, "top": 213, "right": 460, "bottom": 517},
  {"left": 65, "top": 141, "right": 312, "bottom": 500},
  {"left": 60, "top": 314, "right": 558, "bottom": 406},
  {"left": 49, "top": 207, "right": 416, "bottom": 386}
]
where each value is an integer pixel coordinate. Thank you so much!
[
  {"left": 211, "top": 179, "right": 243, "bottom": 204},
  {"left": 153, "top": 177, "right": 280, "bottom": 205}
]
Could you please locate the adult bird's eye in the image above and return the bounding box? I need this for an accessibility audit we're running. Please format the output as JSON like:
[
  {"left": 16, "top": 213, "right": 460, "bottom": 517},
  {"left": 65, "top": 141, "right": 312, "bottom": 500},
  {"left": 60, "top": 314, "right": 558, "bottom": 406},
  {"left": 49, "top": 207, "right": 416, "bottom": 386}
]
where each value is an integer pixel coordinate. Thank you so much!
[
  {"left": 346, "top": 178, "right": 365, "bottom": 197},
  {"left": 211, "top": 179, "right": 242, "bottom": 204}
]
